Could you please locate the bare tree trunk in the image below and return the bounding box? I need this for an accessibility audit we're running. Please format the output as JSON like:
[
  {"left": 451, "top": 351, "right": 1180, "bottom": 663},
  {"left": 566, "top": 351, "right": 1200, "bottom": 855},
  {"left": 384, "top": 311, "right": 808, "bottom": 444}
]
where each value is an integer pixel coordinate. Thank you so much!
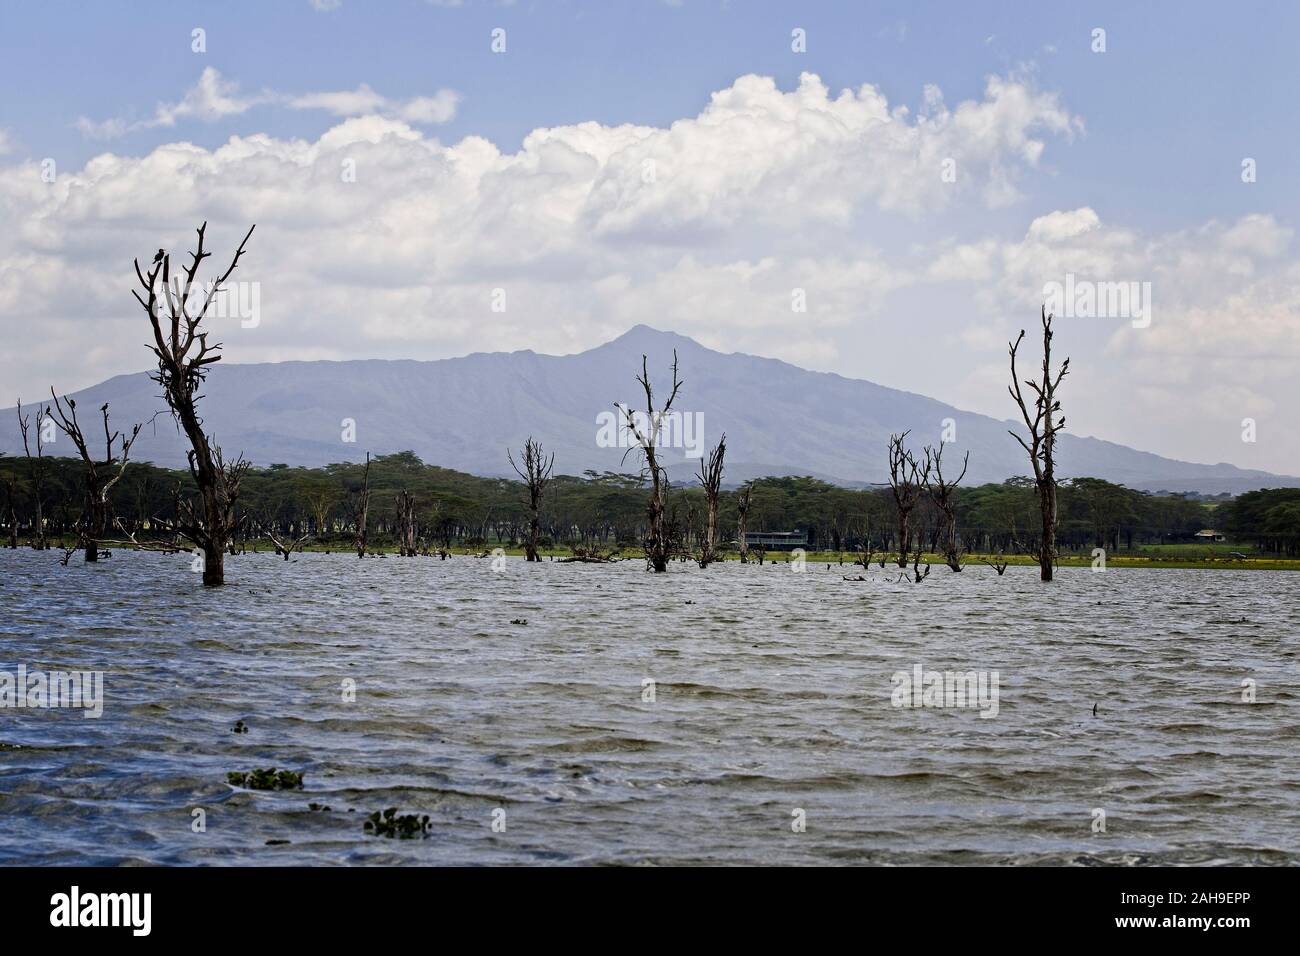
[
  {"left": 924, "top": 443, "right": 969, "bottom": 571},
  {"left": 887, "top": 432, "right": 929, "bottom": 568},
  {"left": 736, "top": 484, "right": 751, "bottom": 563},
  {"left": 619, "top": 352, "right": 683, "bottom": 572},
  {"left": 16, "top": 401, "right": 50, "bottom": 550},
  {"left": 48, "top": 392, "right": 143, "bottom": 565},
  {"left": 396, "top": 489, "right": 418, "bottom": 556},
  {"left": 1008, "top": 307, "right": 1070, "bottom": 582},
  {"left": 696, "top": 434, "right": 726, "bottom": 567},
  {"left": 509, "top": 437, "right": 555, "bottom": 562},
  {"left": 2, "top": 472, "right": 16, "bottom": 549},
  {"left": 347, "top": 453, "right": 372, "bottom": 557},
  {"left": 131, "top": 222, "right": 255, "bottom": 585}
]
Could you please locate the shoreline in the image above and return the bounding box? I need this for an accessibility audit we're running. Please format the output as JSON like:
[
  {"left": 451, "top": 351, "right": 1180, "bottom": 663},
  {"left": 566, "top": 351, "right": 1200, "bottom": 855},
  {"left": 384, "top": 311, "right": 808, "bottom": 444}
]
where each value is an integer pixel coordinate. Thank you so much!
[{"left": 16, "top": 540, "right": 1299, "bottom": 571}]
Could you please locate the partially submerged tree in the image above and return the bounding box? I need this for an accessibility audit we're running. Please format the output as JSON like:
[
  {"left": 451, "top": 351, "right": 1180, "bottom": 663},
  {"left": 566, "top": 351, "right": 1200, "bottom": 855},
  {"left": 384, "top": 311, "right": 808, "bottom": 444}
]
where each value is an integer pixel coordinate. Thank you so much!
[
  {"left": 395, "top": 489, "right": 418, "bottom": 557},
  {"left": 256, "top": 518, "right": 312, "bottom": 561},
  {"left": 886, "top": 431, "right": 929, "bottom": 568},
  {"left": 736, "top": 483, "right": 752, "bottom": 564},
  {"left": 1008, "top": 307, "right": 1070, "bottom": 582},
  {"left": 0, "top": 454, "right": 17, "bottom": 549},
  {"left": 344, "top": 453, "right": 372, "bottom": 558},
  {"left": 132, "top": 222, "right": 256, "bottom": 585},
  {"left": 980, "top": 551, "right": 1010, "bottom": 576},
  {"left": 619, "top": 352, "right": 682, "bottom": 572},
  {"left": 696, "top": 433, "right": 726, "bottom": 567},
  {"left": 16, "top": 400, "right": 50, "bottom": 549},
  {"left": 924, "top": 442, "right": 970, "bottom": 572},
  {"left": 508, "top": 437, "right": 555, "bottom": 562},
  {"left": 46, "top": 392, "right": 144, "bottom": 563}
]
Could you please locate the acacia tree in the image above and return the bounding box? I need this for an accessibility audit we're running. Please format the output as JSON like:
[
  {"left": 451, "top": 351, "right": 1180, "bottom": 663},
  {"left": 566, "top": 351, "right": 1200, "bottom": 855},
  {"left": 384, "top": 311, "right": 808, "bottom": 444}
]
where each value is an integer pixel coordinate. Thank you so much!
[
  {"left": 132, "top": 222, "right": 255, "bottom": 585},
  {"left": 619, "top": 352, "right": 682, "bottom": 573},
  {"left": 16, "top": 401, "right": 51, "bottom": 549},
  {"left": 46, "top": 393, "right": 143, "bottom": 562},
  {"left": 1008, "top": 306, "right": 1070, "bottom": 582},
  {"left": 508, "top": 437, "right": 555, "bottom": 562},
  {"left": 887, "top": 431, "right": 929, "bottom": 568},
  {"left": 924, "top": 442, "right": 970, "bottom": 571},
  {"left": 696, "top": 433, "right": 726, "bottom": 568}
]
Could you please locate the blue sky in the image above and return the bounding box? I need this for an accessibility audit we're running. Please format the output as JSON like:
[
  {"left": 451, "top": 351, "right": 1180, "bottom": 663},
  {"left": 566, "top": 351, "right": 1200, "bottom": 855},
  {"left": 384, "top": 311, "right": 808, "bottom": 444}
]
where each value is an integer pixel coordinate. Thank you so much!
[
  {"left": 1, "top": 0, "right": 1298, "bottom": 472},
  {"left": 4, "top": 0, "right": 1295, "bottom": 229}
]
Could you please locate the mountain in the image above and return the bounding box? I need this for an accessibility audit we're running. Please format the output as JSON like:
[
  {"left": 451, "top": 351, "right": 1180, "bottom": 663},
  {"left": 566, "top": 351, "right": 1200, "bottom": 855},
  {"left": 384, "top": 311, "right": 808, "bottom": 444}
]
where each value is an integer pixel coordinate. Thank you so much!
[{"left": 2, "top": 325, "right": 1294, "bottom": 495}]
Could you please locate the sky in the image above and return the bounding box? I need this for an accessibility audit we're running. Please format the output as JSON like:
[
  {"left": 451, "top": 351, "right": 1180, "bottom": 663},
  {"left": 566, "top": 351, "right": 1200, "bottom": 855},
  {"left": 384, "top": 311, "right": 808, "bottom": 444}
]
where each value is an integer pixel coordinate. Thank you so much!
[{"left": 1, "top": 0, "right": 1298, "bottom": 474}]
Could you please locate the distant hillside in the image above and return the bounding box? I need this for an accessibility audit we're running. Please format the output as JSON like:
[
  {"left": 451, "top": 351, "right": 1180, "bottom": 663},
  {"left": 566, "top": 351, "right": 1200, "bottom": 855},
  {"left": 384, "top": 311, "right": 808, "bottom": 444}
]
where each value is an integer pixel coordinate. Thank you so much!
[{"left": 2, "top": 325, "right": 1295, "bottom": 495}]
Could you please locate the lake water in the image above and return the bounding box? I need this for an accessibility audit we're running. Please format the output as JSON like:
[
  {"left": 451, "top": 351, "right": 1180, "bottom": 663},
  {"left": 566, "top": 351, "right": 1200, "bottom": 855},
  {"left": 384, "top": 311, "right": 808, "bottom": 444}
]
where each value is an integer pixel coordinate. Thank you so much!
[{"left": 1, "top": 549, "right": 1297, "bottom": 865}]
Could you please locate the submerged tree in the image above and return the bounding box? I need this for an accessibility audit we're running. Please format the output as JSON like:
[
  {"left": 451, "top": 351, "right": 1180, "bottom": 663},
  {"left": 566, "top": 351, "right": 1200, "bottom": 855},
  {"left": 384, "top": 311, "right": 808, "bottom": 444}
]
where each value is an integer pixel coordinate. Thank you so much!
[
  {"left": 0, "top": 454, "right": 17, "bottom": 549},
  {"left": 1008, "top": 306, "right": 1070, "bottom": 582},
  {"left": 508, "top": 437, "right": 555, "bottom": 562},
  {"left": 736, "top": 482, "right": 752, "bottom": 564},
  {"left": 344, "top": 453, "right": 372, "bottom": 558},
  {"left": 16, "top": 400, "right": 51, "bottom": 549},
  {"left": 256, "top": 518, "right": 312, "bottom": 561},
  {"left": 924, "top": 442, "right": 970, "bottom": 571},
  {"left": 696, "top": 433, "right": 726, "bottom": 568},
  {"left": 887, "top": 431, "right": 929, "bottom": 568},
  {"left": 132, "top": 221, "right": 256, "bottom": 585},
  {"left": 619, "top": 352, "right": 682, "bottom": 573},
  {"left": 395, "top": 489, "right": 419, "bottom": 557},
  {"left": 46, "top": 393, "right": 143, "bottom": 563}
]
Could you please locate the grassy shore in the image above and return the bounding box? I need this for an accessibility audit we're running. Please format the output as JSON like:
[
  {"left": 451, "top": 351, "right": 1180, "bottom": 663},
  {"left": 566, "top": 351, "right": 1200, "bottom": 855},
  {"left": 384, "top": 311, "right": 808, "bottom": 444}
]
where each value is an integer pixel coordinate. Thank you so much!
[{"left": 30, "top": 538, "right": 1300, "bottom": 570}]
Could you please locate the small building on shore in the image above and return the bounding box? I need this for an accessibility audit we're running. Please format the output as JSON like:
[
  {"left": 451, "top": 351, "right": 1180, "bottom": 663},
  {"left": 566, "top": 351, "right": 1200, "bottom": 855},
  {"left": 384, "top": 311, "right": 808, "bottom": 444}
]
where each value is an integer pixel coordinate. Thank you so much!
[
  {"left": 742, "top": 530, "right": 808, "bottom": 551},
  {"left": 1194, "top": 529, "right": 1226, "bottom": 543}
]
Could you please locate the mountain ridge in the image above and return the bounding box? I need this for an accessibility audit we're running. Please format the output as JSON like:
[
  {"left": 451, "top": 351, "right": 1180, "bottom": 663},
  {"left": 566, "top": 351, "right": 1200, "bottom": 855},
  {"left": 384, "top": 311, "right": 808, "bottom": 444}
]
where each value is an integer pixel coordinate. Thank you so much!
[{"left": 1, "top": 324, "right": 1293, "bottom": 496}]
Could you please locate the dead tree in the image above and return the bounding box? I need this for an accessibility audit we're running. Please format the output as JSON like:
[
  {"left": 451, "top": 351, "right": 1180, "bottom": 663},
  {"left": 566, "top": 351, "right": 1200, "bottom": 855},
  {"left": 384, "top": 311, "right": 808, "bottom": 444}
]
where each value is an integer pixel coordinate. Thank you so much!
[
  {"left": 16, "top": 401, "right": 50, "bottom": 549},
  {"left": 1008, "top": 307, "right": 1070, "bottom": 582},
  {"left": 132, "top": 221, "right": 255, "bottom": 585},
  {"left": 980, "top": 551, "right": 1010, "bottom": 576},
  {"left": 0, "top": 455, "right": 17, "bottom": 549},
  {"left": 696, "top": 433, "right": 726, "bottom": 568},
  {"left": 736, "top": 483, "right": 752, "bottom": 563},
  {"left": 47, "top": 393, "right": 143, "bottom": 563},
  {"left": 508, "top": 437, "right": 554, "bottom": 562},
  {"left": 256, "top": 519, "right": 312, "bottom": 561},
  {"left": 924, "top": 443, "right": 969, "bottom": 571},
  {"left": 395, "top": 489, "right": 418, "bottom": 557},
  {"left": 887, "top": 432, "right": 929, "bottom": 568},
  {"left": 344, "top": 453, "right": 372, "bottom": 558},
  {"left": 112, "top": 515, "right": 183, "bottom": 554},
  {"left": 910, "top": 547, "right": 931, "bottom": 584},
  {"left": 619, "top": 352, "right": 682, "bottom": 573}
]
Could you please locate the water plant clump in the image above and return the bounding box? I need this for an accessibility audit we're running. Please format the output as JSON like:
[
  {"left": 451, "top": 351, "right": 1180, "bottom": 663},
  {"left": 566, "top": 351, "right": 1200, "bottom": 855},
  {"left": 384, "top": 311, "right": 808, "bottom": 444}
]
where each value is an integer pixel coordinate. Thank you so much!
[
  {"left": 227, "top": 768, "right": 304, "bottom": 790},
  {"left": 363, "top": 807, "right": 432, "bottom": 838}
]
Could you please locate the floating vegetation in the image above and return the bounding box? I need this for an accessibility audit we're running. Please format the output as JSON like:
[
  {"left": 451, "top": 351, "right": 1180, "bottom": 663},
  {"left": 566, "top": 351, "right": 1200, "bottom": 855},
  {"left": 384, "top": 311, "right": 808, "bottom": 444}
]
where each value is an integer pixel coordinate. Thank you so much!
[
  {"left": 226, "top": 768, "right": 304, "bottom": 790},
  {"left": 363, "top": 807, "right": 431, "bottom": 838},
  {"left": 232, "top": 719, "right": 249, "bottom": 734}
]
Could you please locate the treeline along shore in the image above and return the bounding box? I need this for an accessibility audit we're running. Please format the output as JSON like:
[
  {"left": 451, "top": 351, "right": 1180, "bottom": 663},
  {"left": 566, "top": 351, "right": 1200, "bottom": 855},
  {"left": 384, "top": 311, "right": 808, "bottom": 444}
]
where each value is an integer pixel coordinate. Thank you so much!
[
  {"left": 3, "top": 449, "right": 1298, "bottom": 566},
  {"left": 7, "top": 222, "right": 1300, "bottom": 581}
]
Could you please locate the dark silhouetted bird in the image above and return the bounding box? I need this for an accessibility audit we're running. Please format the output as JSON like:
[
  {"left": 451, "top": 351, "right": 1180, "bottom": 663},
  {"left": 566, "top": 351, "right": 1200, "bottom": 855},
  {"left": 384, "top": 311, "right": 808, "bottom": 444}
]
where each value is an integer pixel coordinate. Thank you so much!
[{"left": 153, "top": 248, "right": 164, "bottom": 264}]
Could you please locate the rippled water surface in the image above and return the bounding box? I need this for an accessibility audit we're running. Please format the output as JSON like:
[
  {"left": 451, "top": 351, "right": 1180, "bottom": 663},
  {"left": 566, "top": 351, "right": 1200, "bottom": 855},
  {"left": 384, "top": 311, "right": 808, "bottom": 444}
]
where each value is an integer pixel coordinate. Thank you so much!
[{"left": 1, "top": 549, "right": 1298, "bottom": 865}]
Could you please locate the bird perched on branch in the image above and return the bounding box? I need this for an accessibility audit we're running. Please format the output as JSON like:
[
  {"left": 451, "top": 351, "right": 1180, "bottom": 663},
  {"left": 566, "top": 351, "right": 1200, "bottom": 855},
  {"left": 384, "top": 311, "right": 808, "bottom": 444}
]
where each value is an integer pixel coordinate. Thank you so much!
[{"left": 153, "top": 248, "right": 165, "bottom": 264}]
